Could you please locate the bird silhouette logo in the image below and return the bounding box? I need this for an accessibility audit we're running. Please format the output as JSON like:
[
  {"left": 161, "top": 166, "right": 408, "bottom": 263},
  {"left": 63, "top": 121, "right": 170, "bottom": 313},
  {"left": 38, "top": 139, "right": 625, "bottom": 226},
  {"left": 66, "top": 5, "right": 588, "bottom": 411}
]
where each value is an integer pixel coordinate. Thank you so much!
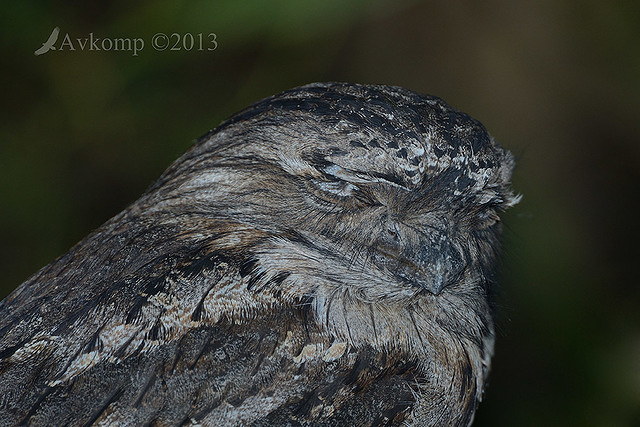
[{"left": 34, "top": 27, "right": 60, "bottom": 56}]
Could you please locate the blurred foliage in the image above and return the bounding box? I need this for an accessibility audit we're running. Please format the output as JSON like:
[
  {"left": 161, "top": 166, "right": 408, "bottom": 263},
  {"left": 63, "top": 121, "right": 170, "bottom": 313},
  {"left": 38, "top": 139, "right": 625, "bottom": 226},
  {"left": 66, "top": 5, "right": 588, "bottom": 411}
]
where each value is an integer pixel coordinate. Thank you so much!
[{"left": 1, "top": 1, "right": 639, "bottom": 425}]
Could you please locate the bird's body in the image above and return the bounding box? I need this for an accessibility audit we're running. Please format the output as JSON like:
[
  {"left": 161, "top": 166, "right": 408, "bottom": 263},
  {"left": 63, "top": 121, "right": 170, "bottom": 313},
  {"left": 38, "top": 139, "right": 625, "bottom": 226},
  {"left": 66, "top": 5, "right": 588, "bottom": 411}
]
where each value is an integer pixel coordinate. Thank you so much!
[{"left": 0, "top": 83, "right": 518, "bottom": 426}]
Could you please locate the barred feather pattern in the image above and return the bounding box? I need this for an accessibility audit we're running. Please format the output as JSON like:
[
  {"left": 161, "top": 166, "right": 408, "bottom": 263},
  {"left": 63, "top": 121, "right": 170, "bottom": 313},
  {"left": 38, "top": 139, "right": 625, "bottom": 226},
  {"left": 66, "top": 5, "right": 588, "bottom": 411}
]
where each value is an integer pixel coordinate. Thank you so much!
[{"left": 0, "top": 83, "right": 518, "bottom": 426}]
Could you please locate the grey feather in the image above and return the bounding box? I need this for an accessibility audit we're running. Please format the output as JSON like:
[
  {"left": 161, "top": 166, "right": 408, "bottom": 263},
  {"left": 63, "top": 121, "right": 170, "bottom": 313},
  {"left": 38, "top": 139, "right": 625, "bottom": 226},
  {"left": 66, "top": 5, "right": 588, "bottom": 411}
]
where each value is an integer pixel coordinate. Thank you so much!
[{"left": 0, "top": 83, "right": 519, "bottom": 426}]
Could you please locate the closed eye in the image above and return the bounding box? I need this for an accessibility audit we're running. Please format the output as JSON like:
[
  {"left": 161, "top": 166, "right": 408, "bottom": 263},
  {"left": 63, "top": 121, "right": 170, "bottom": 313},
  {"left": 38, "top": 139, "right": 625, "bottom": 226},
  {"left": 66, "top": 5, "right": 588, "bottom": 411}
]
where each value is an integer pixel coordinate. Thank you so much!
[
  {"left": 304, "top": 178, "right": 380, "bottom": 210},
  {"left": 314, "top": 180, "right": 358, "bottom": 197}
]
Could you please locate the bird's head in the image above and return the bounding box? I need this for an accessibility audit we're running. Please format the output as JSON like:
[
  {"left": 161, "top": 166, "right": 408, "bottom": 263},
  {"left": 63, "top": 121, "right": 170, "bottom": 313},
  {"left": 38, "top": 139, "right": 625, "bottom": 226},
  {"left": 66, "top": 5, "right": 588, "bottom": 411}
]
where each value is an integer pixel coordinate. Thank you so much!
[{"left": 139, "top": 83, "right": 519, "bottom": 348}]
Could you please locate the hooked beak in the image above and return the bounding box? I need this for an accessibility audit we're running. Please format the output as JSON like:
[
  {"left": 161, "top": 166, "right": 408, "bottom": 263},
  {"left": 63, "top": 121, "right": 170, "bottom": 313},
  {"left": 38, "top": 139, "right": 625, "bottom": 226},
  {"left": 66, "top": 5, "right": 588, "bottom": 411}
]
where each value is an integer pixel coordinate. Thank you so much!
[{"left": 372, "top": 231, "right": 465, "bottom": 295}]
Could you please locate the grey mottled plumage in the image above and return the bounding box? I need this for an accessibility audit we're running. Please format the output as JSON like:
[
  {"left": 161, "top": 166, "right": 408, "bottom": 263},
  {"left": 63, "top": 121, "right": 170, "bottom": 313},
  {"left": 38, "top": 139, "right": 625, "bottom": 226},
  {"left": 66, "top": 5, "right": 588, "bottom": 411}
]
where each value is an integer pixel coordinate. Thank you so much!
[{"left": 0, "top": 83, "right": 518, "bottom": 426}]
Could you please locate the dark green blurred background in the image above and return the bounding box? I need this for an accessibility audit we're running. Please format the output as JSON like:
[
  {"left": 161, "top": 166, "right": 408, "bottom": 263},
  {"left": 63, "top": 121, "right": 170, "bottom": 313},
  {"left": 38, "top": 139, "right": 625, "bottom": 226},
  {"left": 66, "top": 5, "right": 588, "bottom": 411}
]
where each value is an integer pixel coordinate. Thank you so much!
[{"left": 1, "top": 1, "right": 639, "bottom": 425}]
